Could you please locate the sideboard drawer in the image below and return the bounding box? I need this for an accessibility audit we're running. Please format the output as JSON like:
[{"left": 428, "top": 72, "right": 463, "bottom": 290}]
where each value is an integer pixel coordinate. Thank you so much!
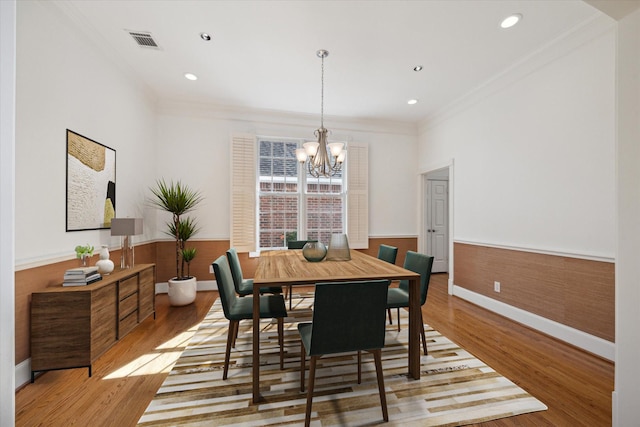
[
  {"left": 119, "top": 292, "right": 138, "bottom": 320},
  {"left": 118, "top": 310, "right": 138, "bottom": 338},
  {"left": 119, "top": 276, "right": 138, "bottom": 299}
]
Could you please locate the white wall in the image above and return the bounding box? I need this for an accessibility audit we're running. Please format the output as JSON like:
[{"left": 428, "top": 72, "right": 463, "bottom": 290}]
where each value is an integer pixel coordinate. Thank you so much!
[
  {"left": 154, "top": 103, "right": 419, "bottom": 242},
  {"left": 0, "top": 1, "right": 16, "bottom": 425},
  {"left": 15, "top": 1, "right": 158, "bottom": 268},
  {"left": 419, "top": 16, "right": 616, "bottom": 260},
  {"left": 614, "top": 8, "right": 640, "bottom": 426}
]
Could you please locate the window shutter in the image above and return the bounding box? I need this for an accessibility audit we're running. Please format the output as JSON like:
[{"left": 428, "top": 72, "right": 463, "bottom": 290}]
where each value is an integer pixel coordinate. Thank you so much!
[
  {"left": 230, "top": 133, "right": 256, "bottom": 252},
  {"left": 346, "top": 142, "right": 368, "bottom": 249}
]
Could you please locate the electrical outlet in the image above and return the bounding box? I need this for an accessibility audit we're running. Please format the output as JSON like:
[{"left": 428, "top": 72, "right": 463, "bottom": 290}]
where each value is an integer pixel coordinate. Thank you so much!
[
  {"left": 494, "top": 281, "right": 501, "bottom": 292},
  {"left": 209, "top": 264, "right": 214, "bottom": 274}
]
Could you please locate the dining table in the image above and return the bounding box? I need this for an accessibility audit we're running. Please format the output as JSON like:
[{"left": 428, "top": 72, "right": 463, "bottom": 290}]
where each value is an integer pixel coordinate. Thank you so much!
[{"left": 251, "top": 249, "right": 421, "bottom": 403}]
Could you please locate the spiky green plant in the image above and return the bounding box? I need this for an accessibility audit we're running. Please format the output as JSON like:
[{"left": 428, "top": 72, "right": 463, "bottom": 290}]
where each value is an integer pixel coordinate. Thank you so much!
[
  {"left": 149, "top": 179, "right": 203, "bottom": 280},
  {"left": 182, "top": 248, "right": 197, "bottom": 279}
]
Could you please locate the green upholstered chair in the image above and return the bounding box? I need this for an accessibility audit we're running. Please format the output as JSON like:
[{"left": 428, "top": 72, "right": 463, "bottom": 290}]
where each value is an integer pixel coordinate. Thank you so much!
[
  {"left": 386, "top": 251, "right": 434, "bottom": 355},
  {"left": 298, "top": 279, "right": 390, "bottom": 426},
  {"left": 377, "top": 244, "right": 398, "bottom": 265},
  {"left": 212, "top": 255, "right": 288, "bottom": 379},
  {"left": 284, "top": 240, "right": 312, "bottom": 309},
  {"left": 287, "top": 240, "right": 308, "bottom": 249},
  {"left": 377, "top": 244, "right": 399, "bottom": 326},
  {"left": 226, "top": 248, "right": 282, "bottom": 296}
]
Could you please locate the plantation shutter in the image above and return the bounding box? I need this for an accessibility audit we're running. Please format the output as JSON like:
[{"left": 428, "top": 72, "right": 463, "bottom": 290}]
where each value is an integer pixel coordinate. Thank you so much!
[
  {"left": 230, "top": 133, "right": 257, "bottom": 252},
  {"left": 346, "top": 142, "right": 369, "bottom": 249}
]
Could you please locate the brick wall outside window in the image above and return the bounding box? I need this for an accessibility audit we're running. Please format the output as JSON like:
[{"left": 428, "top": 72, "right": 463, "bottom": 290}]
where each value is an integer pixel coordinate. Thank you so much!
[{"left": 258, "top": 139, "right": 345, "bottom": 249}]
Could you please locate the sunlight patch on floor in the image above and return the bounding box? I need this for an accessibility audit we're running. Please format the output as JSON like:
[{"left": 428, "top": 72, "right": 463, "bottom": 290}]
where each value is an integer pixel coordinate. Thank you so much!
[{"left": 104, "top": 326, "right": 200, "bottom": 379}]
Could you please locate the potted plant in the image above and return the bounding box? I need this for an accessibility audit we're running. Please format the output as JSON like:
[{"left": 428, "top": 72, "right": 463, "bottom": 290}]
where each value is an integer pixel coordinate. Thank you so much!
[
  {"left": 149, "top": 179, "right": 203, "bottom": 306},
  {"left": 75, "top": 244, "right": 94, "bottom": 266}
]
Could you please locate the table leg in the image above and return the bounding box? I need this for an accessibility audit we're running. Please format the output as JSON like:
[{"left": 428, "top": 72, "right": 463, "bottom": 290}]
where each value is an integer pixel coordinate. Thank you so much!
[
  {"left": 408, "top": 276, "right": 421, "bottom": 379},
  {"left": 252, "top": 284, "right": 261, "bottom": 403}
]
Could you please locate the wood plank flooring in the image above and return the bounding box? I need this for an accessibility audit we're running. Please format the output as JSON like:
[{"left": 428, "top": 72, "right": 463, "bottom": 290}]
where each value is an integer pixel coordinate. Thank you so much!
[{"left": 15, "top": 273, "right": 613, "bottom": 426}]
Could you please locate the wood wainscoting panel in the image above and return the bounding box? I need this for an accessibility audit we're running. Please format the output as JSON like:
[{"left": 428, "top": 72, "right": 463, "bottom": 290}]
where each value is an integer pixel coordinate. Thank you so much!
[
  {"left": 454, "top": 242, "right": 614, "bottom": 342},
  {"left": 154, "top": 240, "right": 232, "bottom": 282}
]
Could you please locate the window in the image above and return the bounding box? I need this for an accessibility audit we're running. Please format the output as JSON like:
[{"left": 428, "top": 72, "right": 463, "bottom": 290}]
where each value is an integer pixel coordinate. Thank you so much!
[
  {"left": 258, "top": 138, "right": 344, "bottom": 249},
  {"left": 231, "top": 134, "right": 368, "bottom": 252}
]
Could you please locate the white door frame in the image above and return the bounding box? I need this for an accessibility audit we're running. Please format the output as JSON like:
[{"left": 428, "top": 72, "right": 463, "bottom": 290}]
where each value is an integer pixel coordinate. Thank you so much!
[{"left": 419, "top": 159, "right": 454, "bottom": 294}]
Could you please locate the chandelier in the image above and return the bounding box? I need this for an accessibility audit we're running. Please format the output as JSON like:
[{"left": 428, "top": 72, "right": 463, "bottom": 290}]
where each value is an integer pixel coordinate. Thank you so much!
[{"left": 295, "top": 49, "right": 345, "bottom": 178}]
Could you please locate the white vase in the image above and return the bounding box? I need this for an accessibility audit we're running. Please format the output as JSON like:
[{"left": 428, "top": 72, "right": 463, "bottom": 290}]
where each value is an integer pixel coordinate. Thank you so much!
[
  {"left": 168, "top": 276, "right": 197, "bottom": 306},
  {"left": 96, "top": 245, "right": 115, "bottom": 274}
]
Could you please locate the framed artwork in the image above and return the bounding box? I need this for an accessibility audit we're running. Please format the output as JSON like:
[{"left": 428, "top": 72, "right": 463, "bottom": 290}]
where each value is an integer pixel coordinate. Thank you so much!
[{"left": 66, "top": 129, "right": 116, "bottom": 231}]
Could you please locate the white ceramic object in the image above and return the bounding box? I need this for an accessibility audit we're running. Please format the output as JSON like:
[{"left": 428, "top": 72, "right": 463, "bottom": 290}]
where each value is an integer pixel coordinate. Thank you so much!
[
  {"left": 168, "top": 276, "right": 197, "bottom": 306},
  {"left": 96, "top": 245, "right": 115, "bottom": 274}
]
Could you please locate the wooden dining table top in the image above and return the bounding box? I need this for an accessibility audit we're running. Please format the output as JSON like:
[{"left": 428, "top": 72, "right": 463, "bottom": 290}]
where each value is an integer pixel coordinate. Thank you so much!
[{"left": 253, "top": 249, "right": 419, "bottom": 286}]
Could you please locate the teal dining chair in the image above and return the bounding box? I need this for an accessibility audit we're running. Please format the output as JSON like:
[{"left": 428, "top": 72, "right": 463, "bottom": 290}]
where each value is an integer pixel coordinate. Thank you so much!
[
  {"left": 212, "top": 255, "right": 288, "bottom": 379},
  {"left": 377, "top": 244, "right": 399, "bottom": 326},
  {"left": 226, "top": 248, "right": 282, "bottom": 296},
  {"left": 377, "top": 244, "right": 398, "bottom": 265},
  {"left": 386, "top": 251, "right": 434, "bottom": 355},
  {"left": 298, "top": 279, "right": 390, "bottom": 426},
  {"left": 284, "top": 240, "right": 311, "bottom": 309}
]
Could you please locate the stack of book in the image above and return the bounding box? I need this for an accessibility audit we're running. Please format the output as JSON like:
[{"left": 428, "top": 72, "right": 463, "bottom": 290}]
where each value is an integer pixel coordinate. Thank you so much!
[{"left": 63, "top": 266, "right": 102, "bottom": 286}]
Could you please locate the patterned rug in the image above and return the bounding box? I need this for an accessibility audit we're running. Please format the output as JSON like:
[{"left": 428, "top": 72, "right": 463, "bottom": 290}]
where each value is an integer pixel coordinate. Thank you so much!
[{"left": 138, "top": 294, "right": 547, "bottom": 426}]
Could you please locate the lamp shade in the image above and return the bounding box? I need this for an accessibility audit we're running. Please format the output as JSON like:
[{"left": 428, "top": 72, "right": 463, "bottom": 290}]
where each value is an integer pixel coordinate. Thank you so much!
[{"left": 110, "top": 218, "right": 143, "bottom": 236}]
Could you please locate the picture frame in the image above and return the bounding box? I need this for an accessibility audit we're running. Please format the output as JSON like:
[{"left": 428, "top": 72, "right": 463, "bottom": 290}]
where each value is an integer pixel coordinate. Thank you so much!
[{"left": 66, "top": 129, "right": 116, "bottom": 231}]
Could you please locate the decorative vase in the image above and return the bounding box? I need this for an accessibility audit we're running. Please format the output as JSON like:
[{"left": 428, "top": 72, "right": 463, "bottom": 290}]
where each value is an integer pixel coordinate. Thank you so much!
[
  {"left": 326, "top": 233, "right": 351, "bottom": 261},
  {"left": 302, "top": 240, "right": 327, "bottom": 262},
  {"left": 168, "top": 276, "right": 197, "bottom": 306},
  {"left": 96, "top": 245, "right": 115, "bottom": 274}
]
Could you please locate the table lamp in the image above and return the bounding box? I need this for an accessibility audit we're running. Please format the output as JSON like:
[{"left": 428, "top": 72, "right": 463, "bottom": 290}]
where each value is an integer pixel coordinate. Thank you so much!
[{"left": 110, "top": 218, "right": 143, "bottom": 269}]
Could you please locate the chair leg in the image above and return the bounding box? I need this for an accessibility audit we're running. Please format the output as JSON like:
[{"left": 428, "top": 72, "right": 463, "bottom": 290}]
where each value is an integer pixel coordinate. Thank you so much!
[
  {"left": 387, "top": 308, "right": 393, "bottom": 325},
  {"left": 278, "top": 317, "right": 284, "bottom": 370},
  {"left": 305, "top": 356, "right": 318, "bottom": 427},
  {"left": 289, "top": 285, "right": 293, "bottom": 310},
  {"left": 223, "top": 320, "right": 237, "bottom": 380},
  {"left": 300, "top": 340, "right": 305, "bottom": 392},
  {"left": 397, "top": 308, "right": 401, "bottom": 332},
  {"left": 420, "top": 313, "right": 428, "bottom": 355},
  {"left": 372, "top": 349, "right": 389, "bottom": 422},
  {"left": 231, "top": 320, "right": 239, "bottom": 348},
  {"left": 357, "top": 350, "right": 362, "bottom": 384}
]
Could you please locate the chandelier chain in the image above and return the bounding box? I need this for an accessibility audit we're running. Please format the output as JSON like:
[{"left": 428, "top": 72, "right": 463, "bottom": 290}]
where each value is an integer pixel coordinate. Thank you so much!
[{"left": 320, "top": 53, "right": 324, "bottom": 129}]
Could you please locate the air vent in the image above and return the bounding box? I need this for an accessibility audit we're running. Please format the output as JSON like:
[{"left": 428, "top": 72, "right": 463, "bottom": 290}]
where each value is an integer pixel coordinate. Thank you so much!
[{"left": 127, "top": 31, "right": 160, "bottom": 49}]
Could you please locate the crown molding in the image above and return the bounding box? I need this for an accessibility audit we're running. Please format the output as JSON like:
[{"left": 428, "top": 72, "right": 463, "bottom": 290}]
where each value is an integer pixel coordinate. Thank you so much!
[
  {"left": 156, "top": 99, "right": 418, "bottom": 137},
  {"left": 418, "top": 13, "right": 616, "bottom": 134}
]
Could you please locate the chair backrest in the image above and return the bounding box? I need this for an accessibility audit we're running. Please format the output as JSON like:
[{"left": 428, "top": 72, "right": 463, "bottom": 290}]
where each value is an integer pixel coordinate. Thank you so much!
[
  {"left": 377, "top": 244, "right": 398, "bottom": 265},
  {"left": 308, "top": 280, "right": 390, "bottom": 356},
  {"left": 212, "top": 255, "right": 238, "bottom": 320},
  {"left": 226, "top": 248, "right": 244, "bottom": 293},
  {"left": 287, "top": 240, "right": 309, "bottom": 249},
  {"left": 398, "top": 251, "right": 434, "bottom": 306}
]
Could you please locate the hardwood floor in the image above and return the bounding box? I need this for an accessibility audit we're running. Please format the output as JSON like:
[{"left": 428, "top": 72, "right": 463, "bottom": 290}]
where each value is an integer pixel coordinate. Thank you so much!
[{"left": 15, "top": 274, "right": 613, "bottom": 426}]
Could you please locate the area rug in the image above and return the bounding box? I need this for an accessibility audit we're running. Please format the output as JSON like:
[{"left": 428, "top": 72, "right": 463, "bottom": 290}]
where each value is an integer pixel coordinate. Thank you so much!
[{"left": 138, "top": 294, "right": 546, "bottom": 426}]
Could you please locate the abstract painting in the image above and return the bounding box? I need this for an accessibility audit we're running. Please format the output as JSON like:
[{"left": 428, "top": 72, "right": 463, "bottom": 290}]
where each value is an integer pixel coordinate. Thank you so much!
[{"left": 66, "top": 129, "right": 116, "bottom": 231}]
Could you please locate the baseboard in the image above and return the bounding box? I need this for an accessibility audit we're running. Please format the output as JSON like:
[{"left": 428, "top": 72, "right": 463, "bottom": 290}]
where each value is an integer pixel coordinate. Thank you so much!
[
  {"left": 452, "top": 285, "right": 615, "bottom": 361},
  {"left": 15, "top": 358, "right": 32, "bottom": 390},
  {"left": 155, "top": 280, "right": 217, "bottom": 294}
]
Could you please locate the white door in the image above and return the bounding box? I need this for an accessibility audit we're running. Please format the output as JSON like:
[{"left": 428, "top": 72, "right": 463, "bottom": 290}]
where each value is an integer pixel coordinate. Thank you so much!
[{"left": 426, "top": 179, "right": 449, "bottom": 273}]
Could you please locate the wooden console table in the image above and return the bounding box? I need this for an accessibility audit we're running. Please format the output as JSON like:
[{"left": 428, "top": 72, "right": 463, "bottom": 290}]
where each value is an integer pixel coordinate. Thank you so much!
[{"left": 30, "top": 263, "right": 156, "bottom": 382}]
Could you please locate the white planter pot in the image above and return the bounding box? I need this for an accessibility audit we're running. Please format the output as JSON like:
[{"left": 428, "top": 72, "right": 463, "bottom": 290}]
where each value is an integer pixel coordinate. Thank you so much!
[{"left": 168, "top": 276, "right": 197, "bottom": 306}]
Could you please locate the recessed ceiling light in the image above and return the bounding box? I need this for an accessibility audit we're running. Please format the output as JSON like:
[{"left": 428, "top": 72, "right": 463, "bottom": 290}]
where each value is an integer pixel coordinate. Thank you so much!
[
  {"left": 184, "top": 73, "right": 198, "bottom": 81},
  {"left": 408, "top": 99, "right": 418, "bottom": 105},
  {"left": 501, "top": 13, "right": 522, "bottom": 29},
  {"left": 413, "top": 65, "right": 423, "bottom": 72},
  {"left": 200, "top": 32, "right": 211, "bottom": 41}
]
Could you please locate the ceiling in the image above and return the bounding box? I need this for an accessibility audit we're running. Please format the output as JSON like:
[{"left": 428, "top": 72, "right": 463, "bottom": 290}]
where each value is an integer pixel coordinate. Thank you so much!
[{"left": 52, "top": 1, "right": 603, "bottom": 125}]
